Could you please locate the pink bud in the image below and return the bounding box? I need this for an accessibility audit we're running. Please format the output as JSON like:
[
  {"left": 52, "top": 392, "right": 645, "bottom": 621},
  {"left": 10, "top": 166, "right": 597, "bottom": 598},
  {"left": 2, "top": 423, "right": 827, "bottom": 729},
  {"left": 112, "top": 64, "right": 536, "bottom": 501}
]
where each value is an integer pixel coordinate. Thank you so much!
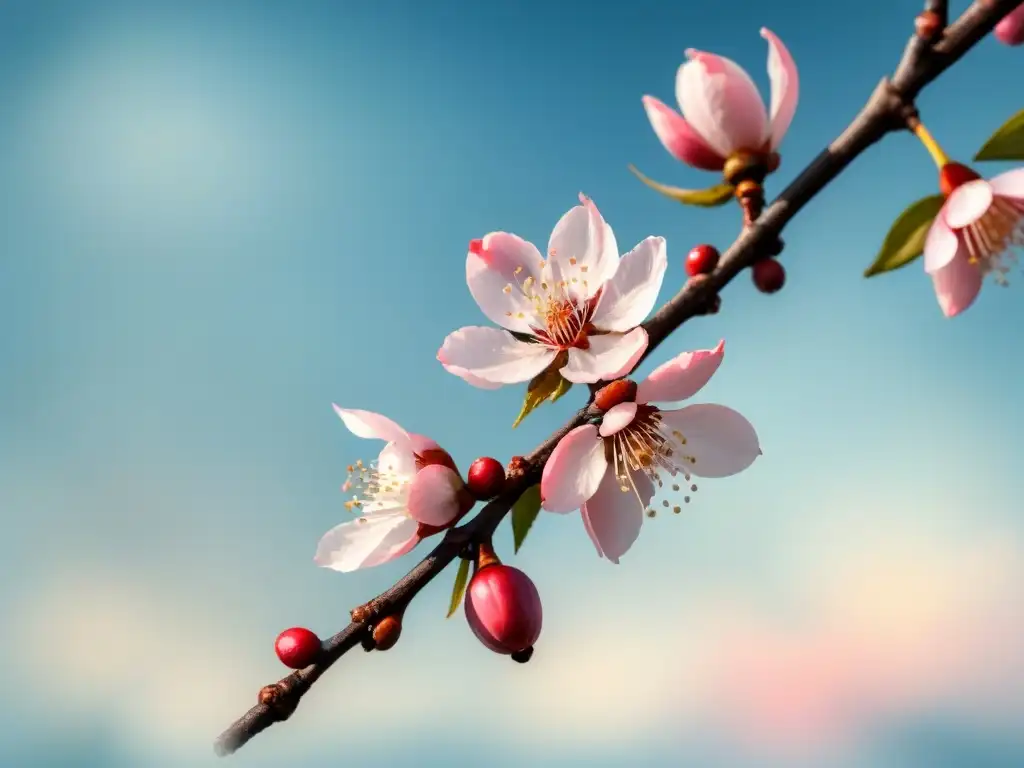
[
  {"left": 995, "top": 4, "right": 1024, "bottom": 46},
  {"left": 465, "top": 564, "right": 543, "bottom": 654}
]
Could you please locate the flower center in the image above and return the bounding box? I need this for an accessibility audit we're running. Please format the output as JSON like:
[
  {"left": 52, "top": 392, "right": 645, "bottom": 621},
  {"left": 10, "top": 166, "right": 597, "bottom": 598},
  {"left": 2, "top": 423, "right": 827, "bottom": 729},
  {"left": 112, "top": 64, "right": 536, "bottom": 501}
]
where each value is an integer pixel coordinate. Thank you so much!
[
  {"left": 602, "top": 404, "right": 700, "bottom": 517},
  {"left": 342, "top": 458, "right": 411, "bottom": 516},
  {"left": 500, "top": 255, "right": 600, "bottom": 349},
  {"left": 958, "top": 196, "right": 1024, "bottom": 283}
]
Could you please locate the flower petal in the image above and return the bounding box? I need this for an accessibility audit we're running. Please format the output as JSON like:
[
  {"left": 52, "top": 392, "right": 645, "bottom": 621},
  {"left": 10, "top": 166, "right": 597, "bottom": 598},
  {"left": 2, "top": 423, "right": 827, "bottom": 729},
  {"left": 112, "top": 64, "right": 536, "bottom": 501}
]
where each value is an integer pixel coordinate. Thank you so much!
[
  {"left": 545, "top": 197, "right": 618, "bottom": 300},
  {"left": 676, "top": 50, "right": 769, "bottom": 157},
  {"left": 466, "top": 234, "right": 544, "bottom": 334},
  {"left": 439, "top": 364, "right": 504, "bottom": 390},
  {"left": 659, "top": 403, "right": 761, "bottom": 478},
  {"left": 438, "top": 327, "right": 559, "bottom": 386},
  {"left": 761, "top": 28, "right": 799, "bottom": 151},
  {"left": 332, "top": 406, "right": 409, "bottom": 445},
  {"left": 406, "top": 464, "right": 465, "bottom": 527},
  {"left": 599, "top": 402, "right": 638, "bottom": 437},
  {"left": 581, "top": 468, "right": 651, "bottom": 564},
  {"left": 313, "top": 511, "right": 420, "bottom": 573},
  {"left": 923, "top": 214, "right": 959, "bottom": 273},
  {"left": 635, "top": 340, "right": 725, "bottom": 405},
  {"left": 591, "top": 236, "right": 667, "bottom": 332},
  {"left": 561, "top": 327, "right": 648, "bottom": 384},
  {"left": 995, "top": 4, "right": 1024, "bottom": 46},
  {"left": 641, "top": 95, "right": 725, "bottom": 171},
  {"left": 541, "top": 424, "right": 608, "bottom": 514},
  {"left": 943, "top": 179, "right": 993, "bottom": 230},
  {"left": 377, "top": 441, "right": 416, "bottom": 479},
  {"left": 989, "top": 167, "right": 1024, "bottom": 200},
  {"left": 931, "top": 246, "right": 983, "bottom": 318}
]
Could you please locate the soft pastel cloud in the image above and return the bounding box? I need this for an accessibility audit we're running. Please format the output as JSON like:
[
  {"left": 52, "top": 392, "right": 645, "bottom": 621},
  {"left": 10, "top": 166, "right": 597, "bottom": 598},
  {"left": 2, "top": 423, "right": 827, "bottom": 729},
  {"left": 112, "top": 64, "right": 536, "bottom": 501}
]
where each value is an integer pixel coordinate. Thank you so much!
[{"left": 13, "top": 490, "right": 1024, "bottom": 764}]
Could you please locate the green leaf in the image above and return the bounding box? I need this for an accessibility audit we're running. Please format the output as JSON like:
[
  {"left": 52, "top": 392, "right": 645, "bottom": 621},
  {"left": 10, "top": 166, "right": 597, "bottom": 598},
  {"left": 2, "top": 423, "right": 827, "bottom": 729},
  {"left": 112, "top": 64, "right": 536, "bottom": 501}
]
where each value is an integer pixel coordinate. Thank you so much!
[
  {"left": 863, "top": 195, "right": 945, "bottom": 277},
  {"left": 628, "top": 164, "right": 734, "bottom": 207},
  {"left": 512, "top": 357, "right": 572, "bottom": 428},
  {"left": 446, "top": 557, "right": 471, "bottom": 618},
  {"left": 974, "top": 109, "right": 1024, "bottom": 162},
  {"left": 511, "top": 484, "right": 542, "bottom": 553}
]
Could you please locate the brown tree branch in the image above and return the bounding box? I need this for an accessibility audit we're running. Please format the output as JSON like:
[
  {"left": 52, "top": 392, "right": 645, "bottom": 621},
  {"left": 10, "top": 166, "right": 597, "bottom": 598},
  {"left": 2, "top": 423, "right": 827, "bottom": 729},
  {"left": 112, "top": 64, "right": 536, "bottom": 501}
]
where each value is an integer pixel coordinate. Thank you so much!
[{"left": 213, "top": 0, "right": 1021, "bottom": 756}]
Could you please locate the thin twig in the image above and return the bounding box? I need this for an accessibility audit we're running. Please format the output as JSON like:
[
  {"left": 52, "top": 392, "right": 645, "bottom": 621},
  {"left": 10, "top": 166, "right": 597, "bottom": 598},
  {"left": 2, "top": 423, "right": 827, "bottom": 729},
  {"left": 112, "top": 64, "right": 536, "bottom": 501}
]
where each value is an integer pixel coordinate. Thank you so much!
[{"left": 213, "top": 0, "right": 1022, "bottom": 756}]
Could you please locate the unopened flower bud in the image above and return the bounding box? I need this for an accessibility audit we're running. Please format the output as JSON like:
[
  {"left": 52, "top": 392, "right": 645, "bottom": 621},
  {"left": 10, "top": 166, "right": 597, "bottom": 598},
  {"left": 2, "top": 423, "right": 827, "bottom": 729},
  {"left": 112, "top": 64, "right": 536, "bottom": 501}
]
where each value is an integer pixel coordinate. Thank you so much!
[
  {"left": 594, "top": 379, "right": 638, "bottom": 412},
  {"left": 372, "top": 614, "right": 403, "bottom": 651},
  {"left": 915, "top": 10, "right": 942, "bottom": 41},
  {"left": 465, "top": 545, "right": 543, "bottom": 655}
]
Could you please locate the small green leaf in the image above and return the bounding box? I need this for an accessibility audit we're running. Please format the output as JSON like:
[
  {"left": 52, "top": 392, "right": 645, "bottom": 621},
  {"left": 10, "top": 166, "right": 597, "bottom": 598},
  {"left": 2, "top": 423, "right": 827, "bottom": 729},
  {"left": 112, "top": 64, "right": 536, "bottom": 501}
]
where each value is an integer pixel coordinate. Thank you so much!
[
  {"left": 974, "top": 109, "right": 1024, "bottom": 162},
  {"left": 512, "top": 357, "right": 572, "bottom": 428},
  {"left": 446, "top": 557, "right": 471, "bottom": 618},
  {"left": 628, "top": 164, "right": 734, "bottom": 207},
  {"left": 511, "top": 484, "right": 542, "bottom": 553},
  {"left": 863, "top": 195, "right": 945, "bottom": 277}
]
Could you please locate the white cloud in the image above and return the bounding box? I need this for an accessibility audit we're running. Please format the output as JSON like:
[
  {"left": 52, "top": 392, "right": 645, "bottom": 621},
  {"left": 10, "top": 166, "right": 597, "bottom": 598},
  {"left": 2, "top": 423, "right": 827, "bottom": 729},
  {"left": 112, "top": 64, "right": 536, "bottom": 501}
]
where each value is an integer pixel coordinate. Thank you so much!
[{"left": 11, "top": 481, "right": 1024, "bottom": 765}]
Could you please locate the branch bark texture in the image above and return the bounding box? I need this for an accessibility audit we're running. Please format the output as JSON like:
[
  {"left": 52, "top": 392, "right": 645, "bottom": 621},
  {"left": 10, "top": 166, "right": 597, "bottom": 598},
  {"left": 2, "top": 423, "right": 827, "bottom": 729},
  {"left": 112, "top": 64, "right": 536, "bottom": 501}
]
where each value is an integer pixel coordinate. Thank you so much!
[{"left": 214, "top": 0, "right": 1021, "bottom": 756}]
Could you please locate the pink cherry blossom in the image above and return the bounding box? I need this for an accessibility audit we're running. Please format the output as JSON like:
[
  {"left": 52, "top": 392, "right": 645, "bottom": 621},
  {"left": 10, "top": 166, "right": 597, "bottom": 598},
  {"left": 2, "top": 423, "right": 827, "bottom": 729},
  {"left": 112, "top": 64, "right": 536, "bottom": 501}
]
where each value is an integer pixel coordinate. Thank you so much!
[
  {"left": 994, "top": 4, "right": 1024, "bottom": 46},
  {"left": 314, "top": 407, "right": 471, "bottom": 573},
  {"left": 539, "top": 341, "right": 760, "bottom": 563},
  {"left": 642, "top": 28, "right": 799, "bottom": 169},
  {"left": 923, "top": 168, "right": 1024, "bottom": 317},
  {"left": 437, "top": 195, "right": 667, "bottom": 386}
]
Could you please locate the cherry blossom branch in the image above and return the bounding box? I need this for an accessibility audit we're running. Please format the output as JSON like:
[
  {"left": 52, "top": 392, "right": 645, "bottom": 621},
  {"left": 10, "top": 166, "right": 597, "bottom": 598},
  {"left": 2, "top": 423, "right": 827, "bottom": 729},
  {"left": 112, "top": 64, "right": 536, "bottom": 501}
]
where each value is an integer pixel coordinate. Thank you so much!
[{"left": 213, "top": 0, "right": 1020, "bottom": 756}]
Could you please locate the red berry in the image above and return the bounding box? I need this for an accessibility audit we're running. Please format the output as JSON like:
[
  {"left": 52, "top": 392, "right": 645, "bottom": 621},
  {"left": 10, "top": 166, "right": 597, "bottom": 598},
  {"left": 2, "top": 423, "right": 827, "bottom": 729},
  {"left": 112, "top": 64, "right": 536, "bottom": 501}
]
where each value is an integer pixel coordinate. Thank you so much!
[
  {"left": 938, "top": 162, "right": 981, "bottom": 198},
  {"left": 274, "top": 627, "right": 321, "bottom": 669},
  {"left": 465, "top": 564, "right": 543, "bottom": 655},
  {"left": 685, "top": 244, "right": 720, "bottom": 277},
  {"left": 752, "top": 258, "right": 785, "bottom": 293},
  {"left": 466, "top": 456, "right": 505, "bottom": 499}
]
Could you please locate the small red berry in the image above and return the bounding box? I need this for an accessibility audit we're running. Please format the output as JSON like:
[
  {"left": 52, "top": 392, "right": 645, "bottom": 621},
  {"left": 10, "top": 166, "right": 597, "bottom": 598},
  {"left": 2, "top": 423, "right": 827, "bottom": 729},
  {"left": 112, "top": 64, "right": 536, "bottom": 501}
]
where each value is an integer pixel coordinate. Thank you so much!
[
  {"left": 274, "top": 627, "right": 321, "bottom": 669},
  {"left": 465, "top": 563, "right": 543, "bottom": 655},
  {"left": 685, "top": 244, "right": 720, "bottom": 277},
  {"left": 466, "top": 456, "right": 505, "bottom": 499},
  {"left": 752, "top": 258, "right": 785, "bottom": 294},
  {"left": 938, "top": 162, "right": 981, "bottom": 198}
]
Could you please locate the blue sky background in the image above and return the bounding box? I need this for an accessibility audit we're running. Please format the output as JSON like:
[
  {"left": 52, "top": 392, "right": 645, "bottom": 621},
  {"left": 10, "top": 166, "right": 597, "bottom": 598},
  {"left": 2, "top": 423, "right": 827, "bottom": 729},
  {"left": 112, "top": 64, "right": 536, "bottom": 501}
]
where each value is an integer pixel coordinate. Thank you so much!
[{"left": 1, "top": 1, "right": 1023, "bottom": 767}]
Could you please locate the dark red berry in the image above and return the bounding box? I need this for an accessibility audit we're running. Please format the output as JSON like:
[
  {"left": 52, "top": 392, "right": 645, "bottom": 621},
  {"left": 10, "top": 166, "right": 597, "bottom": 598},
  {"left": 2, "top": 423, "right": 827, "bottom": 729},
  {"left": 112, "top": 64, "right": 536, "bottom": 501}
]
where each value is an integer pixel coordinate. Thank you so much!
[
  {"left": 685, "top": 244, "right": 720, "bottom": 277},
  {"left": 465, "top": 564, "right": 543, "bottom": 655},
  {"left": 274, "top": 627, "right": 321, "bottom": 669},
  {"left": 939, "top": 162, "right": 981, "bottom": 198},
  {"left": 752, "top": 259, "right": 785, "bottom": 294},
  {"left": 466, "top": 456, "right": 505, "bottom": 499}
]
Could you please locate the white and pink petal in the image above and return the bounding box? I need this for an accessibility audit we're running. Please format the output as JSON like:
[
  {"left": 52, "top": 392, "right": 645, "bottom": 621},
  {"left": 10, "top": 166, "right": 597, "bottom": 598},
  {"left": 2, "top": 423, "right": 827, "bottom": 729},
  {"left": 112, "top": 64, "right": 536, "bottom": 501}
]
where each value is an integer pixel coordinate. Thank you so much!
[
  {"left": 922, "top": 214, "right": 959, "bottom": 274},
  {"left": 581, "top": 468, "right": 652, "bottom": 564},
  {"left": 676, "top": 50, "right": 769, "bottom": 157},
  {"left": 591, "top": 236, "right": 667, "bottom": 333},
  {"left": 931, "top": 249, "right": 983, "bottom": 318},
  {"left": 438, "top": 326, "right": 559, "bottom": 386},
  {"left": 541, "top": 424, "right": 608, "bottom": 513},
  {"left": 659, "top": 403, "right": 761, "bottom": 478},
  {"left": 466, "top": 234, "right": 543, "bottom": 334},
  {"left": 641, "top": 95, "right": 725, "bottom": 171},
  {"left": 561, "top": 327, "right": 648, "bottom": 384},
  {"left": 406, "top": 464, "right": 465, "bottom": 527},
  {"left": 761, "top": 28, "right": 799, "bottom": 151},
  {"left": 313, "top": 511, "right": 420, "bottom": 573},
  {"left": 635, "top": 340, "right": 725, "bottom": 405},
  {"left": 333, "top": 406, "right": 410, "bottom": 445}
]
